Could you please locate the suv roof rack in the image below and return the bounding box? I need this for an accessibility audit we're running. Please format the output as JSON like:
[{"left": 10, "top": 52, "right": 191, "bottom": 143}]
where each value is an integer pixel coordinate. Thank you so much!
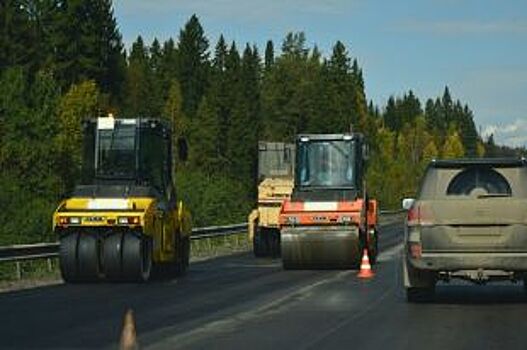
[{"left": 430, "top": 158, "right": 527, "bottom": 168}]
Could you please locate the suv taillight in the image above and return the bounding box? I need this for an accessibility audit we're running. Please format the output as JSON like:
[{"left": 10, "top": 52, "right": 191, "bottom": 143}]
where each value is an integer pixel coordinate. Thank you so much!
[
  {"left": 407, "top": 204, "right": 433, "bottom": 226},
  {"left": 407, "top": 206, "right": 420, "bottom": 226},
  {"left": 408, "top": 242, "right": 422, "bottom": 259}
]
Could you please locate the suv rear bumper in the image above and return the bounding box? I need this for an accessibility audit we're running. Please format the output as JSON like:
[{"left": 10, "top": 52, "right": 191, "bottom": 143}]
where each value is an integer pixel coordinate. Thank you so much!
[{"left": 409, "top": 252, "right": 527, "bottom": 271}]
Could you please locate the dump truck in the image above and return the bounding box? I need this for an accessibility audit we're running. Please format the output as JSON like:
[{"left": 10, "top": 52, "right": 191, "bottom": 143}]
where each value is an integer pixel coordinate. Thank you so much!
[
  {"left": 279, "top": 133, "right": 378, "bottom": 269},
  {"left": 52, "top": 115, "right": 192, "bottom": 282},
  {"left": 248, "top": 142, "right": 295, "bottom": 257}
]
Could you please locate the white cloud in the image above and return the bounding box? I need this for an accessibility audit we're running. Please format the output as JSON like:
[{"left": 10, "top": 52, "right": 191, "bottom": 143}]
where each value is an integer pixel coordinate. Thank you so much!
[
  {"left": 482, "top": 119, "right": 527, "bottom": 147},
  {"left": 396, "top": 20, "right": 527, "bottom": 35}
]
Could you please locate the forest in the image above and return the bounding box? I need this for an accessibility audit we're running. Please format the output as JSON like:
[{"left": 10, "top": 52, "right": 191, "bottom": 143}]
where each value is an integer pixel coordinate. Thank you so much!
[{"left": 0, "top": 1, "right": 522, "bottom": 245}]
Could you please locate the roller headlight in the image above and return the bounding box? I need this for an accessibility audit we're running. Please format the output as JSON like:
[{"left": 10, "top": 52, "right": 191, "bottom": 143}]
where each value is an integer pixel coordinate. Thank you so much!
[{"left": 118, "top": 216, "right": 140, "bottom": 225}]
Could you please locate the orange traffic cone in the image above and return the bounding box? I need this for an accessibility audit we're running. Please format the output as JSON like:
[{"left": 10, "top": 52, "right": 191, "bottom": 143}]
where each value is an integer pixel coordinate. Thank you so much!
[
  {"left": 119, "top": 309, "right": 139, "bottom": 350},
  {"left": 357, "top": 249, "right": 374, "bottom": 279}
]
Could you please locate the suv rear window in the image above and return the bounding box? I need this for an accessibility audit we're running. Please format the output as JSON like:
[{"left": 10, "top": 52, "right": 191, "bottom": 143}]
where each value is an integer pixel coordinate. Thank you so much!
[
  {"left": 446, "top": 167, "right": 512, "bottom": 196},
  {"left": 417, "top": 161, "right": 527, "bottom": 200}
]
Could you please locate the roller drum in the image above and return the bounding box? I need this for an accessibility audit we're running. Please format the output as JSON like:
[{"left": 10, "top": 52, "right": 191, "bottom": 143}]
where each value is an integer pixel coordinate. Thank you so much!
[{"left": 281, "top": 226, "right": 361, "bottom": 269}]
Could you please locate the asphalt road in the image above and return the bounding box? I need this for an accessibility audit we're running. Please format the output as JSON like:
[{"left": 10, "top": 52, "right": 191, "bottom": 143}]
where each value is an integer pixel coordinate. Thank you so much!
[{"left": 1, "top": 215, "right": 527, "bottom": 350}]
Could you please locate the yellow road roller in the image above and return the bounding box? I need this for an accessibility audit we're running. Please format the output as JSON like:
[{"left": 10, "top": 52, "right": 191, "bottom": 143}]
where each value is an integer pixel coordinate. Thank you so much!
[{"left": 52, "top": 115, "right": 192, "bottom": 282}]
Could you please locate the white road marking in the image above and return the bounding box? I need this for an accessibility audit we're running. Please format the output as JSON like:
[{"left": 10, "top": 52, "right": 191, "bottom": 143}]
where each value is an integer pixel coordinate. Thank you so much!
[{"left": 147, "top": 270, "right": 354, "bottom": 349}]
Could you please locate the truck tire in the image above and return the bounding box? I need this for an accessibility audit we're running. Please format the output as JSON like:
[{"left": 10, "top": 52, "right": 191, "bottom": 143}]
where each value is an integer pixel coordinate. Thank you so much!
[
  {"left": 269, "top": 229, "right": 281, "bottom": 258},
  {"left": 253, "top": 228, "right": 269, "bottom": 257},
  {"left": 77, "top": 234, "right": 101, "bottom": 282},
  {"left": 59, "top": 233, "right": 79, "bottom": 283},
  {"left": 122, "top": 234, "right": 152, "bottom": 282},
  {"left": 103, "top": 233, "right": 123, "bottom": 281}
]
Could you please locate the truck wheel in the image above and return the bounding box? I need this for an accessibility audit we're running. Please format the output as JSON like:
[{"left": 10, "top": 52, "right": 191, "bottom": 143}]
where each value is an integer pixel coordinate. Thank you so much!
[
  {"left": 406, "top": 287, "right": 435, "bottom": 303},
  {"left": 77, "top": 234, "right": 102, "bottom": 282},
  {"left": 253, "top": 228, "right": 268, "bottom": 257},
  {"left": 103, "top": 233, "right": 123, "bottom": 281},
  {"left": 122, "top": 234, "right": 152, "bottom": 282},
  {"left": 269, "top": 229, "right": 281, "bottom": 258},
  {"left": 59, "top": 233, "right": 79, "bottom": 283}
]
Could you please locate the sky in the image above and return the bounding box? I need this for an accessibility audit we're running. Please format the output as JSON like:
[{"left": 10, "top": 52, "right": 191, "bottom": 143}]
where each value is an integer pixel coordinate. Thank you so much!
[{"left": 112, "top": 0, "right": 527, "bottom": 148}]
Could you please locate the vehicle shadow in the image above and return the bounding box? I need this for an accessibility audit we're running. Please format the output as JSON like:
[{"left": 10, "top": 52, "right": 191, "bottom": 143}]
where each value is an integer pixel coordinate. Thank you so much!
[{"left": 431, "top": 283, "right": 527, "bottom": 305}]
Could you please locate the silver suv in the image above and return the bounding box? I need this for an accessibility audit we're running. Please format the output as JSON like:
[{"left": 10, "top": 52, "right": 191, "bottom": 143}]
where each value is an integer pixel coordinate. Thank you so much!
[{"left": 402, "top": 158, "right": 527, "bottom": 302}]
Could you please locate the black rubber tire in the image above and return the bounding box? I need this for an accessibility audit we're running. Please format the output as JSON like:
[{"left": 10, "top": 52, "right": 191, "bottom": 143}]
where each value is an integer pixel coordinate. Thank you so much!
[
  {"left": 253, "top": 228, "right": 269, "bottom": 257},
  {"left": 269, "top": 229, "right": 281, "bottom": 258},
  {"left": 103, "top": 233, "right": 123, "bottom": 281},
  {"left": 77, "top": 234, "right": 102, "bottom": 282},
  {"left": 174, "top": 236, "right": 190, "bottom": 277},
  {"left": 406, "top": 287, "right": 435, "bottom": 303},
  {"left": 368, "top": 230, "right": 379, "bottom": 265},
  {"left": 59, "top": 233, "right": 79, "bottom": 283},
  {"left": 122, "top": 234, "right": 152, "bottom": 282}
]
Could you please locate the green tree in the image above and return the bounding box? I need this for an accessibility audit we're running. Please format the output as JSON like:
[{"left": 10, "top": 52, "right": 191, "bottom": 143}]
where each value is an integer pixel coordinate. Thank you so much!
[
  {"left": 55, "top": 80, "right": 100, "bottom": 192},
  {"left": 443, "top": 130, "right": 465, "bottom": 158},
  {"left": 177, "top": 14, "right": 209, "bottom": 117},
  {"left": 0, "top": 68, "right": 61, "bottom": 243},
  {"left": 264, "top": 40, "right": 274, "bottom": 71},
  {"left": 190, "top": 96, "right": 221, "bottom": 171},
  {"left": 49, "top": 0, "right": 125, "bottom": 98},
  {"left": 123, "top": 36, "right": 152, "bottom": 117}
]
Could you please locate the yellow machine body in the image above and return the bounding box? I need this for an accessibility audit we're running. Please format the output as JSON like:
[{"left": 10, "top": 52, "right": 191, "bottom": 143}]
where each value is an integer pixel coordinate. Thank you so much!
[
  {"left": 54, "top": 116, "right": 191, "bottom": 282},
  {"left": 249, "top": 142, "right": 295, "bottom": 257},
  {"left": 53, "top": 197, "right": 191, "bottom": 264}
]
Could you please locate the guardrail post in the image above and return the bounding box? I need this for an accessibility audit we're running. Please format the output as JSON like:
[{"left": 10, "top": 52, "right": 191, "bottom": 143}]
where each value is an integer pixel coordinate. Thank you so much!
[
  {"left": 15, "top": 262, "right": 21, "bottom": 280},
  {"left": 47, "top": 258, "right": 53, "bottom": 273}
]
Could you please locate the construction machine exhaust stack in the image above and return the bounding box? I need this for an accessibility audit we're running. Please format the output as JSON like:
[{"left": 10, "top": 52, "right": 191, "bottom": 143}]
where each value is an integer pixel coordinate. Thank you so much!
[{"left": 279, "top": 133, "right": 378, "bottom": 269}]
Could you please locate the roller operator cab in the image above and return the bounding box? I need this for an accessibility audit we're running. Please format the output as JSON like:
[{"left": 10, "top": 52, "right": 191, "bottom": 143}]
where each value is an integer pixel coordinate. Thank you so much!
[
  {"left": 53, "top": 115, "right": 192, "bottom": 282},
  {"left": 279, "top": 134, "right": 378, "bottom": 269}
]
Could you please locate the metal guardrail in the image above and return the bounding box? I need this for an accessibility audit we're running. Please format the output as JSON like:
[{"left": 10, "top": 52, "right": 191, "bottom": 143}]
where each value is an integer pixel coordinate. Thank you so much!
[
  {"left": 0, "top": 224, "right": 250, "bottom": 263},
  {"left": 0, "top": 210, "right": 405, "bottom": 263}
]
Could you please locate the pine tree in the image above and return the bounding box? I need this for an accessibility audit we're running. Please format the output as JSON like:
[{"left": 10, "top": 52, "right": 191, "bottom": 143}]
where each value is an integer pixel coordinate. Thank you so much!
[
  {"left": 123, "top": 36, "right": 152, "bottom": 117},
  {"left": 321, "top": 40, "right": 355, "bottom": 132},
  {"left": 264, "top": 40, "right": 274, "bottom": 71},
  {"left": 0, "top": 1, "right": 35, "bottom": 70},
  {"left": 177, "top": 14, "right": 210, "bottom": 117},
  {"left": 190, "top": 96, "right": 220, "bottom": 171},
  {"left": 49, "top": 0, "right": 125, "bottom": 99},
  {"left": 148, "top": 38, "right": 164, "bottom": 116},
  {"left": 226, "top": 44, "right": 261, "bottom": 181}
]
